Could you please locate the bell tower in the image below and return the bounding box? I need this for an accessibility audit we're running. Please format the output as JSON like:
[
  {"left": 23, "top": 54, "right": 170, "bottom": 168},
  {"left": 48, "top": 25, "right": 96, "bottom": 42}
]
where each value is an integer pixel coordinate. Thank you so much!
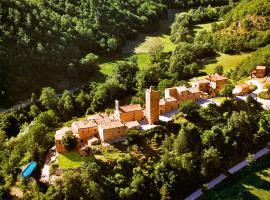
[{"left": 145, "top": 87, "right": 160, "bottom": 125}]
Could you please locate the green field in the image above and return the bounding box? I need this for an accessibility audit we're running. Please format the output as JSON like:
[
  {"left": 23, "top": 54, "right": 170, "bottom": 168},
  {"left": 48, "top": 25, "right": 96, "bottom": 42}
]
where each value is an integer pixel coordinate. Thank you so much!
[
  {"left": 201, "top": 154, "right": 270, "bottom": 200},
  {"left": 202, "top": 53, "right": 252, "bottom": 74},
  {"left": 99, "top": 53, "right": 151, "bottom": 75},
  {"left": 135, "top": 34, "right": 176, "bottom": 54},
  {"left": 99, "top": 34, "right": 174, "bottom": 76},
  {"left": 58, "top": 152, "right": 94, "bottom": 169}
]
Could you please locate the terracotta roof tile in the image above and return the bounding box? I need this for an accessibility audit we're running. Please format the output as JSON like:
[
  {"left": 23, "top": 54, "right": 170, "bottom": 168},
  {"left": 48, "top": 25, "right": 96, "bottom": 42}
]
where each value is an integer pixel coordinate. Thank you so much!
[
  {"left": 124, "top": 121, "right": 141, "bottom": 129},
  {"left": 119, "top": 104, "right": 143, "bottom": 113},
  {"left": 55, "top": 127, "right": 72, "bottom": 140},
  {"left": 72, "top": 120, "right": 97, "bottom": 129},
  {"left": 98, "top": 120, "right": 125, "bottom": 130},
  {"left": 206, "top": 74, "right": 228, "bottom": 81},
  {"left": 188, "top": 88, "right": 201, "bottom": 93}
]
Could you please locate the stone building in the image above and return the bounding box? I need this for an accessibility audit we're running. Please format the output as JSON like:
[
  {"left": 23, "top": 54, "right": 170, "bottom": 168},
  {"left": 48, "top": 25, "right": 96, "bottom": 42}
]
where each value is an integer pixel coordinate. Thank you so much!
[
  {"left": 98, "top": 120, "right": 127, "bottom": 143},
  {"left": 206, "top": 74, "right": 228, "bottom": 94},
  {"left": 192, "top": 79, "right": 211, "bottom": 93},
  {"left": 145, "top": 87, "right": 160, "bottom": 125},
  {"left": 55, "top": 127, "right": 74, "bottom": 153},
  {"left": 114, "top": 100, "right": 144, "bottom": 122},
  {"left": 233, "top": 83, "right": 250, "bottom": 96},
  {"left": 71, "top": 120, "right": 99, "bottom": 144},
  {"left": 252, "top": 66, "right": 267, "bottom": 78},
  {"left": 159, "top": 97, "right": 178, "bottom": 114}
]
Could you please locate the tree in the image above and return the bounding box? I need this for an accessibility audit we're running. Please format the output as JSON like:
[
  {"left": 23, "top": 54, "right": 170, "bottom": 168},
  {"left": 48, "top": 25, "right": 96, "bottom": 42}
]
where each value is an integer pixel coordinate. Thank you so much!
[
  {"left": 80, "top": 53, "right": 99, "bottom": 66},
  {"left": 220, "top": 83, "right": 234, "bottom": 99},
  {"left": 179, "top": 100, "right": 201, "bottom": 121},
  {"left": 149, "top": 40, "right": 165, "bottom": 64},
  {"left": 200, "top": 147, "right": 221, "bottom": 177},
  {"left": 55, "top": 171, "right": 85, "bottom": 200},
  {"left": 61, "top": 131, "right": 78, "bottom": 151},
  {"left": 112, "top": 59, "right": 139, "bottom": 91},
  {"left": 214, "top": 65, "right": 224, "bottom": 75},
  {"left": 28, "top": 104, "right": 40, "bottom": 118},
  {"left": 174, "top": 123, "right": 201, "bottom": 155},
  {"left": 40, "top": 87, "right": 58, "bottom": 110},
  {"left": 57, "top": 90, "right": 74, "bottom": 119},
  {"left": 157, "top": 79, "right": 174, "bottom": 97}
]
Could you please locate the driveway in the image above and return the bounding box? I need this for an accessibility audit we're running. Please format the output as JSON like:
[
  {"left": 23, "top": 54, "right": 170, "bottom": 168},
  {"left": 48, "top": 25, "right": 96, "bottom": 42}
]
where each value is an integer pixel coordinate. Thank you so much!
[{"left": 237, "top": 79, "right": 270, "bottom": 109}]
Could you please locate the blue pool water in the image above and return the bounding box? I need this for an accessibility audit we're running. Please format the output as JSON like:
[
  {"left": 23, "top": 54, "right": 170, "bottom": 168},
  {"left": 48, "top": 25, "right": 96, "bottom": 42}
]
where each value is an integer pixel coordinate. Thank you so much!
[{"left": 21, "top": 162, "right": 37, "bottom": 177}]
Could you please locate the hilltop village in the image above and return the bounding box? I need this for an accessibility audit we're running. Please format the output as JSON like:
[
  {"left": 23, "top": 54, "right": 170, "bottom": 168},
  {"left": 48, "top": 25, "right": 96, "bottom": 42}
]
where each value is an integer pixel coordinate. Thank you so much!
[
  {"left": 55, "top": 66, "right": 267, "bottom": 154},
  {"left": 55, "top": 73, "right": 228, "bottom": 153}
]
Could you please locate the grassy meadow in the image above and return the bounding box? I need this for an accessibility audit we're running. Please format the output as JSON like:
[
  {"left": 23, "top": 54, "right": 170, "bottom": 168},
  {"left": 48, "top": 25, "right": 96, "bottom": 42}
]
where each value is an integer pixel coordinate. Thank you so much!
[{"left": 201, "top": 53, "right": 252, "bottom": 74}]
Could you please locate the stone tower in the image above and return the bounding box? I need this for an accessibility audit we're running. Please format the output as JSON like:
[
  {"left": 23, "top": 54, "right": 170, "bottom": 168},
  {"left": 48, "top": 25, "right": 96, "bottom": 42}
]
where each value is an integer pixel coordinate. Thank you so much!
[{"left": 145, "top": 86, "right": 160, "bottom": 125}]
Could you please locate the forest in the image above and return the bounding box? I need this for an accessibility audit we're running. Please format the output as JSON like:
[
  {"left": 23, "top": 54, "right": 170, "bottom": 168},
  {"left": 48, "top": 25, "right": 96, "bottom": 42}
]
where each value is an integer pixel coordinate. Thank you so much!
[
  {"left": 0, "top": 0, "right": 233, "bottom": 107},
  {"left": 1, "top": 0, "right": 270, "bottom": 199}
]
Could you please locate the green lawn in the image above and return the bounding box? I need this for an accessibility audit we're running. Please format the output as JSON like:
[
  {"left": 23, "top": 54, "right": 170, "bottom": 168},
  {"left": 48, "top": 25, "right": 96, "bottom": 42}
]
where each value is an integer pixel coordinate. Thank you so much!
[
  {"left": 202, "top": 53, "right": 252, "bottom": 74},
  {"left": 135, "top": 34, "right": 176, "bottom": 54},
  {"left": 99, "top": 53, "right": 151, "bottom": 75},
  {"left": 58, "top": 152, "right": 94, "bottom": 169},
  {"left": 201, "top": 154, "right": 270, "bottom": 200}
]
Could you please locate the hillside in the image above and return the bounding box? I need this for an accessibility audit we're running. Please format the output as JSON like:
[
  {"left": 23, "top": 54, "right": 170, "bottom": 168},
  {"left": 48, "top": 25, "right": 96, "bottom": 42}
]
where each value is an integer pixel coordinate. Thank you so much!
[
  {"left": 208, "top": 0, "right": 270, "bottom": 53},
  {"left": 0, "top": 0, "right": 166, "bottom": 106}
]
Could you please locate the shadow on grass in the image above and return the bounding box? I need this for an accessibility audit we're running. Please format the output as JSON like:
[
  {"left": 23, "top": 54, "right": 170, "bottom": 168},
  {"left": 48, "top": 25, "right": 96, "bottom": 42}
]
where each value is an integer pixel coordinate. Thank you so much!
[{"left": 200, "top": 155, "right": 270, "bottom": 200}]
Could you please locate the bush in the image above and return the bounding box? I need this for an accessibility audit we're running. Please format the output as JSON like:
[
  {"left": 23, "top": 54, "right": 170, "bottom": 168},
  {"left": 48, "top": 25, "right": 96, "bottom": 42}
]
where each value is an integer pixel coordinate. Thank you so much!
[
  {"left": 258, "top": 91, "right": 270, "bottom": 100},
  {"left": 61, "top": 131, "right": 78, "bottom": 151}
]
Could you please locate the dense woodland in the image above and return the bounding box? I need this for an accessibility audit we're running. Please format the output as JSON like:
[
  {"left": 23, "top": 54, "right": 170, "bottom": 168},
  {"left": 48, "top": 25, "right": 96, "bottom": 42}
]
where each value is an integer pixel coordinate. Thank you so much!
[
  {"left": 0, "top": 0, "right": 234, "bottom": 106},
  {"left": 1, "top": 0, "right": 270, "bottom": 199}
]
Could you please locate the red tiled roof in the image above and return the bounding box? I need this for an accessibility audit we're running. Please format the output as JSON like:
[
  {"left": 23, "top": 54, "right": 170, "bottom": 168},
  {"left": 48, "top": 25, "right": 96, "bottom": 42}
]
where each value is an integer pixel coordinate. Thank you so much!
[
  {"left": 159, "top": 97, "right": 177, "bottom": 105},
  {"left": 176, "top": 86, "right": 189, "bottom": 92},
  {"left": 98, "top": 120, "right": 125, "bottom": 130},
  {"left": 55, "top": 127, "right": 72, "bottom": 140},
  {"left": 188, "top": 87, "right": 201, "bottom": 93},
  {"left": 72, "top": 120, "right": 97, "bottom": 129},
  {"left": 193, "top": 79, "right": 210, "bottom": 84},
  {"left": 206, "top": 74, "right": 228, "bottom": 81},
  {"left": 124, "top": 121, "right": 141, "bottom": 129},
  {"left": 119, "top": 104, "right": 143, "bottom": 113},
  {"left": 87, "top": 113, "right": 109, "bottom": 120}
]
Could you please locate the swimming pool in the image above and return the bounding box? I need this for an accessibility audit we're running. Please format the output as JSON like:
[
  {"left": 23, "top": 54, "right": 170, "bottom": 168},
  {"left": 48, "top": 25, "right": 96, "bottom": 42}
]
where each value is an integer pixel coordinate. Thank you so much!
[{"left": 21, "top": 162, "right": 37, "bottom": 177}]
